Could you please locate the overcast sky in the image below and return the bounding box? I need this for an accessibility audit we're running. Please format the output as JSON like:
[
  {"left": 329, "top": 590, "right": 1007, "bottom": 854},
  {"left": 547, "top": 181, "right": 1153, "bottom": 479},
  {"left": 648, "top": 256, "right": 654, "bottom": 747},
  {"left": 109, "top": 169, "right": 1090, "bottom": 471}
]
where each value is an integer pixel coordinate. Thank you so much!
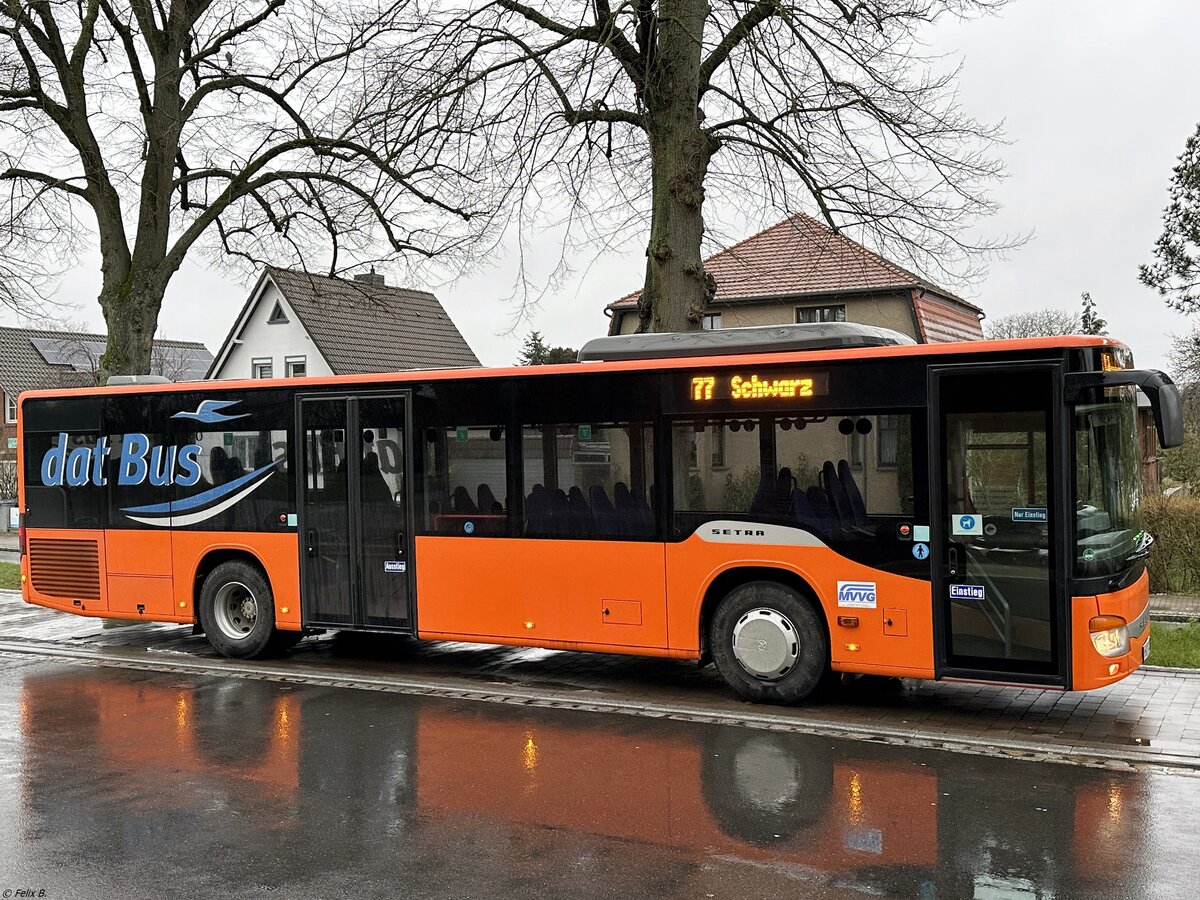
[{"left": 34, "top": 0, "right": 1200, "bottom": 373}]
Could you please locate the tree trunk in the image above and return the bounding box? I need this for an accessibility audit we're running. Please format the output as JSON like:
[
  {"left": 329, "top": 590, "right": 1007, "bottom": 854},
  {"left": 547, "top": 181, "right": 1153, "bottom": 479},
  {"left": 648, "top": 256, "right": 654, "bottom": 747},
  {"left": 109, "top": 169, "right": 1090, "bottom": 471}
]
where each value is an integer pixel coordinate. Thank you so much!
[
  {"left": 639, "top": 0, "right": 718, "bottom": 334},
  {"left": 98, "top": 273, "right": 166, "bottom": 380}
]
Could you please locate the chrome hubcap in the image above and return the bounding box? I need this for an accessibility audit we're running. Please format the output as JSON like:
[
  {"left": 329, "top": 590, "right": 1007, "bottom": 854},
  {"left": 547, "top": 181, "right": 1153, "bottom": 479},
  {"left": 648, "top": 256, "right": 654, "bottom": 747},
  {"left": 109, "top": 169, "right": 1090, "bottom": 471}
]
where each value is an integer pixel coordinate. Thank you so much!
[
  {"left": 732, "top": 608, "right": 800, "bottom": 681},
  {"left": 213, "top": 581, "right": 258, "bottom": 641}
]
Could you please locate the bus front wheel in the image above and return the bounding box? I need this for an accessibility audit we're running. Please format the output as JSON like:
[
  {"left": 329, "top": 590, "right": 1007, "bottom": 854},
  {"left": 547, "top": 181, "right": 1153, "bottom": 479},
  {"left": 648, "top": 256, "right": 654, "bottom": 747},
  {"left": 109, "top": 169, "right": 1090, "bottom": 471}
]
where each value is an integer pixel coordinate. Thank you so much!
[
  {"left": 199, "top": 560, "right": 289, "bottom": 659},
  {"left": 711, "top": 580, "right": 829, "bottom": 705}
]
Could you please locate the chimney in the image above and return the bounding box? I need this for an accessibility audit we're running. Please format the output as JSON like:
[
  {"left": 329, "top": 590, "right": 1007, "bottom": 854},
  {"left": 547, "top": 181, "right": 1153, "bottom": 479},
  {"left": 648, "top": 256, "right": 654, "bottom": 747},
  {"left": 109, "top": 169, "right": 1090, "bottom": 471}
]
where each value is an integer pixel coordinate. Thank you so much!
[{"left": 353, "top": 265, "right": 385, "bottom": 286}]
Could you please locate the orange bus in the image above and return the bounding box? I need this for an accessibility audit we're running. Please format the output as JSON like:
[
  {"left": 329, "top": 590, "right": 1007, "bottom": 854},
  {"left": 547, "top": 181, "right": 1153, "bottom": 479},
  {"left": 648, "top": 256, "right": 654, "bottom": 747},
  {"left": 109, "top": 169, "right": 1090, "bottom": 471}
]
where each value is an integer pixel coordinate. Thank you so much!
[{"left": 16, "top": 323, "right": 1184, "bottom": 703}]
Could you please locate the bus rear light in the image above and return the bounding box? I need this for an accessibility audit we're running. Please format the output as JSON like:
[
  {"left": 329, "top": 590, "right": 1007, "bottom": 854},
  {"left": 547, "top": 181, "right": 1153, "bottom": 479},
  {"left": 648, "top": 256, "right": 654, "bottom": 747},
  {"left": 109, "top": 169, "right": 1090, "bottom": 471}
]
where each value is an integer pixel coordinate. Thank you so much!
[
  {"left": 18, "top": 515, "right": 25, "bottom": 556},
  {"left": 1089, "top": 615, "right": 1129, "bottom": 658}
]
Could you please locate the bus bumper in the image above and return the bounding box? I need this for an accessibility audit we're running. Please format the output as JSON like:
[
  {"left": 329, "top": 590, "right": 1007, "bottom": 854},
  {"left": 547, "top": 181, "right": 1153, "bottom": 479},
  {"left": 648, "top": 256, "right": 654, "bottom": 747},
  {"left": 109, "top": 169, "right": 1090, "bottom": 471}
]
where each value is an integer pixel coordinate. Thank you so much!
[{"left": 1071, "top": 571, "right": 1151, "bottom": 691}]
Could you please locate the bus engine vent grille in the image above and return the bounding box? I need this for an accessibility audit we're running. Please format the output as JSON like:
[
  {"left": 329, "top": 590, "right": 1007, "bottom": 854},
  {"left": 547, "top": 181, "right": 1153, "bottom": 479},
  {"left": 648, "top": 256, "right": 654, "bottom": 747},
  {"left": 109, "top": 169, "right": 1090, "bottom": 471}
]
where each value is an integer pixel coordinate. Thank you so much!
[{"left": 29, "top": 538, "right": 102, "bottom": 600}]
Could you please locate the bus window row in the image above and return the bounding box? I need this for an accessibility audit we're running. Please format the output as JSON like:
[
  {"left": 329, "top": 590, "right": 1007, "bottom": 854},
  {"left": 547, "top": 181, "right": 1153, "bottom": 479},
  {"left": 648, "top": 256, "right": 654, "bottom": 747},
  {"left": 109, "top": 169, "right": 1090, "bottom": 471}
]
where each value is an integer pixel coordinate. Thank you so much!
[
  {"left": 420, "top": 414, "right": 914, "bottom": 542},
  {"left": 423, "top": 423, "right": 656, "bottom": 539}
]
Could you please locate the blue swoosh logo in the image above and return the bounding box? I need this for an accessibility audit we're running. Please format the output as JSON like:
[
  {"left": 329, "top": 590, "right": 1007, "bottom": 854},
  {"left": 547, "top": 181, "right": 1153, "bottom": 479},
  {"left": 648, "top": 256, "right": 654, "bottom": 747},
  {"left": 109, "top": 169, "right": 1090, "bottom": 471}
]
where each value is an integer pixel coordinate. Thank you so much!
[
  {"left": 172, "top": 399, "right": 248, "bottom": 424},
  {"left": 122, "top": 460, "right": 279, "bottom": 515}
]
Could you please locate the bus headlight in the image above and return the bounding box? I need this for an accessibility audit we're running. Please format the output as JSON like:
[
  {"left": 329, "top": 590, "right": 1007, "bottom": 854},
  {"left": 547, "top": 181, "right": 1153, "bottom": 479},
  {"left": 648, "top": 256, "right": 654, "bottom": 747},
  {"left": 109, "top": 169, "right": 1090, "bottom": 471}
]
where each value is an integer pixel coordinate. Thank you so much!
[{"left": 1089, "top": 616, "right": 1129, "bottom": 658}]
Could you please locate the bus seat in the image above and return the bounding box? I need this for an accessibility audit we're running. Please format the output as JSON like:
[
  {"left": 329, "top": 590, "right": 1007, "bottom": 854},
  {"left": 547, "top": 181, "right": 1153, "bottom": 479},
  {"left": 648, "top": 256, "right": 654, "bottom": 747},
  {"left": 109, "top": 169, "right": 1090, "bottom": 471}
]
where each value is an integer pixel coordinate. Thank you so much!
[
  {"left": 525, "top": 485, "right": 550, "bottom": 534},
  {"left": 631, "top": 487, "right": 653, "bottom": 534},
  {"left": 614, "top": 482, "right": 635, "bottom": 531},
  {"left": 452, "top": 485, "right": 478, "bottom": 514},
  {"left": 792, "top": 488, "right": 820, "bottom": 533},
  {"left": 822, "top": 460, "right": 853, "bottom": 525},
  {"left": 567, "top": 486, "right": 593, "bottom": 536},
  {"left": 807, "top": 485, "right": 838, "bottom": 533},
  {"left": 748, "top": 471, "right": 772, "bottom": 515},
  {"left": 551, "top": 488, "right": 571, "bottom": 535},
  {"left": 477, "top": 483, "right": 501, "bottom": 514},
  {"left": 775, "top": 467, "right": 797, "bottom": 516},
  {"left": 838, "top": 459, "right": 868, "bottom": 525},
  {"left": 590, "top": 485, "right": 618, "bottom": 535}
]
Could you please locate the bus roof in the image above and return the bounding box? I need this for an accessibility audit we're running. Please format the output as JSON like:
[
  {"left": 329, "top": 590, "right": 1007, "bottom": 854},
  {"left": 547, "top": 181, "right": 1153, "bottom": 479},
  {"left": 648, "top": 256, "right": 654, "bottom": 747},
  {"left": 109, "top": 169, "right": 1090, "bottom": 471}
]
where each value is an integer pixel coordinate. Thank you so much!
[{"left": 18, "top": 334, "right": 1122, "bottom": 401}]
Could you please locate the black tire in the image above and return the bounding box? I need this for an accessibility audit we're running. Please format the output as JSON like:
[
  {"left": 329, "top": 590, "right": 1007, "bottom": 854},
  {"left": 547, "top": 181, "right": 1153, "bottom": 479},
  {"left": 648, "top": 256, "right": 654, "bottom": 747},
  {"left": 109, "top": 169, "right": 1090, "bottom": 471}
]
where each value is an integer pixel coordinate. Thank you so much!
[
  {"left": 710, "top": 580, "right": 829, "bottom": 705},
  {"left": 198, "top": 560, "right": 282, "bottom": 659}
]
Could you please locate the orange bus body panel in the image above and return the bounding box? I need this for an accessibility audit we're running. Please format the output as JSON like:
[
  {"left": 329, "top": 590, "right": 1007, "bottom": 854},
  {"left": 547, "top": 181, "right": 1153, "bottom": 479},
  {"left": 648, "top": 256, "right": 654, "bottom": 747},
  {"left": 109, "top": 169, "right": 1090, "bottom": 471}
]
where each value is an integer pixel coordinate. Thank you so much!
[
  {"left": 24, "top": 526, "right": 302, "bottom": 630},
  {"left": 666, "top": 534, "right": 936, "bottom": 677},
  {"left": 414, "top": 536, "right": 668, "bottom": 651},
  {"left": 1071, "top": 570, "right": 1149, "bottom": 691}
]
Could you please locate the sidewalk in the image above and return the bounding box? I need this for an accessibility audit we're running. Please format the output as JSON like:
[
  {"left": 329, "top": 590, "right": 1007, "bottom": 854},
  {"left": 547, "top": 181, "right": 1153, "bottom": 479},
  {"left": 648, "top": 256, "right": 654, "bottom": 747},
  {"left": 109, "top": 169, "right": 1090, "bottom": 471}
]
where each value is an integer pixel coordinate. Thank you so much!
[{"left": 1150, "top": 594, "right": 1200, "bottom": 621}]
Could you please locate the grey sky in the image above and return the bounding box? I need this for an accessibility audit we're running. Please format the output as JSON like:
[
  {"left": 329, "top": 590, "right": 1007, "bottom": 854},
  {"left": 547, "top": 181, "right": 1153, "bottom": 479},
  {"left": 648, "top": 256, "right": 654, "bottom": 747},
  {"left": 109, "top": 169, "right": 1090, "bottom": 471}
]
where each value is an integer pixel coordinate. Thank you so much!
[{"left": 30, "top": 0, "right": 1200, "bottom": 373}]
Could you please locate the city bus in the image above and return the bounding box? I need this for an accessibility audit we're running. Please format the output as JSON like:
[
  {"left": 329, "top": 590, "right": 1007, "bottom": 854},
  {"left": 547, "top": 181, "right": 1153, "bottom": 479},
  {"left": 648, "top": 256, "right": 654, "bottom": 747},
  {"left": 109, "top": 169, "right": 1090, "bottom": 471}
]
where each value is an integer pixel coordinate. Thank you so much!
[{"left": 16, "top": 323, "right": 1184, "bottom": 704}]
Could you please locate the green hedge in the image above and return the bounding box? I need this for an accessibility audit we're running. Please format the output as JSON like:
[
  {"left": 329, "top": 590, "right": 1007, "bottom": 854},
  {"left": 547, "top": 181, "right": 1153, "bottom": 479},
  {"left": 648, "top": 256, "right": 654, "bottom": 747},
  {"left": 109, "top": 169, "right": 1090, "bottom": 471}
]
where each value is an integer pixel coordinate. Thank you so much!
[{"left": 1144, "top": 495, "right": 1200, "bottom": 594}]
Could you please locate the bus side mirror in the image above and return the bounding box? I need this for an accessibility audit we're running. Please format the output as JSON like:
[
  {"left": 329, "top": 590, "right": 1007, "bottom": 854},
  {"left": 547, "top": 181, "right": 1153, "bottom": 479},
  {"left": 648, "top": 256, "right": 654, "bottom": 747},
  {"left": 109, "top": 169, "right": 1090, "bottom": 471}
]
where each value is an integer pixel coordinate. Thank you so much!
[
  {"left": 1139, "top": 372, "right": 1185, "bottom": 449},
  {"left": 1065, "top": 369, "right": 1186, "bottom": 449}
]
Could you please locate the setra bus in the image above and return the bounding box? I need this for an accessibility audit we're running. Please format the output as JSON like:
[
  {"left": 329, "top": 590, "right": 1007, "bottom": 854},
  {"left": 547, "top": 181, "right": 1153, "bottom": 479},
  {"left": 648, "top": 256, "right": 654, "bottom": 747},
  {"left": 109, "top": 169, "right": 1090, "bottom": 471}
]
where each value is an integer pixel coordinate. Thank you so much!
[{"left": 16, "top": 323, "right": 1184, "bottom": 703}]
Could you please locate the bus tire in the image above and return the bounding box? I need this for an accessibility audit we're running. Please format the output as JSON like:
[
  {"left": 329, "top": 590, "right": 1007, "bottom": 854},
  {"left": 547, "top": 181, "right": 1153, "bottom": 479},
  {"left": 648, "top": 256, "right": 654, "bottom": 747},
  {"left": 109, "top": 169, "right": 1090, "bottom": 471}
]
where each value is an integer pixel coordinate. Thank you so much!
[
  {"left": 198, "top": 560, "right": 280, "bottom": 660},
  {"left": 710, "top": 580, "right": 829, "bottom": 705}
]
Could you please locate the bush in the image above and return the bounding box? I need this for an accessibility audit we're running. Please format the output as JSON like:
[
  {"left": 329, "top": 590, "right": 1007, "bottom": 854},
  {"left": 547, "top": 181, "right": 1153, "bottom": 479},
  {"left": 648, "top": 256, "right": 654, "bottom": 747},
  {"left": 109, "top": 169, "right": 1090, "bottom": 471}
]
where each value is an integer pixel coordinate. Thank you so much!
[{"left": 1144, "top": 494, "right": 1200, "bottom": 594}]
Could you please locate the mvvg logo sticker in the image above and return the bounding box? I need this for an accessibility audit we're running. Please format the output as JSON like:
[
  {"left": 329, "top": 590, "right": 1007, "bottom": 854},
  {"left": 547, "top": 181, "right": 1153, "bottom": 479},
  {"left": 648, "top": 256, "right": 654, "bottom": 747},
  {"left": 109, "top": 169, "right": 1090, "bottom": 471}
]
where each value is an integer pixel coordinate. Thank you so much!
[{"left": 837, "top": 581, "right": 877, "bottom": 609}]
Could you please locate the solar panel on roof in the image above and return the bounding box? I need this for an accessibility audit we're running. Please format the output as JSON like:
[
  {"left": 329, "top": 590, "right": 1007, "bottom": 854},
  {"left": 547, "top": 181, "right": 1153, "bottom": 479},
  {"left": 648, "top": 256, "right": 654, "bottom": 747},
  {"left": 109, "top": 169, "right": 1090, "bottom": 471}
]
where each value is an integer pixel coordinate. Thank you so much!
[
  {"left": 28, "top": 335, "right": 212, "bottom": 381},
  {"left": 29, "top": 336, "right": 103, "bottom": 371}
]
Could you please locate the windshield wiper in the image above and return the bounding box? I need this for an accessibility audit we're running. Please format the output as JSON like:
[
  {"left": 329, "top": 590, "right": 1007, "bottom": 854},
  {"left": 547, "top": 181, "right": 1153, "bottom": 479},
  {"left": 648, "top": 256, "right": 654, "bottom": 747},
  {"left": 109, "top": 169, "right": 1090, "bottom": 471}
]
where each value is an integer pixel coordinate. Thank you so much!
[{"left": 1125, "top": 531, "right": 1154, "bottom": 563}]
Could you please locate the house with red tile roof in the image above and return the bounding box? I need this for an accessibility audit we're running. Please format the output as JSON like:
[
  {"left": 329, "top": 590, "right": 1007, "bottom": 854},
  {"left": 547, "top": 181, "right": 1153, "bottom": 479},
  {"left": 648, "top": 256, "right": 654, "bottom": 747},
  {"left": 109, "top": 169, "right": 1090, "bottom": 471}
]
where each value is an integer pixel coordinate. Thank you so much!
[{"left": 606, "top": 213, "right": 984, "bottom": 342}]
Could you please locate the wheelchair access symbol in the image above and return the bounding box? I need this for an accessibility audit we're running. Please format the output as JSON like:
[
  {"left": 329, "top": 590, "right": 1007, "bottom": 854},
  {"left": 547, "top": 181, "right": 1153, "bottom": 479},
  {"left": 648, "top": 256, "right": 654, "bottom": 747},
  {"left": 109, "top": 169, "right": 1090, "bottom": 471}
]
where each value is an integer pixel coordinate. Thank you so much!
[{"left": 912, "top": 542, "right": 929, "bottom": 560}]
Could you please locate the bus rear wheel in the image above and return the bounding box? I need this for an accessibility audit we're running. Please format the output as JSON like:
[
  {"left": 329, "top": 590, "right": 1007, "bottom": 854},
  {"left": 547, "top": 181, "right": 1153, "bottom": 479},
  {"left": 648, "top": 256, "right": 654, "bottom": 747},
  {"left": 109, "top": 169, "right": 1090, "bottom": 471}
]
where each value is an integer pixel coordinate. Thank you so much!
[
  {"left": 711, "top": 580, "right": 829, "bottom": 705},
  {"left": 199, "top": 560, "right": 291, "bottom": 659}
]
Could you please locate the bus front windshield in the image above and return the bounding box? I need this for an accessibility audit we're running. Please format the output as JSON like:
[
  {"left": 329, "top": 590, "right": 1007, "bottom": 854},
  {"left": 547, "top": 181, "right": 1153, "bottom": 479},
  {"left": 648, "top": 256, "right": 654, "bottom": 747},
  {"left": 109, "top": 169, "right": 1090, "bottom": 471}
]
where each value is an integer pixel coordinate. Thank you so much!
[{"left": 1074, "top": 386, "right": 1146, "bottom": 581}]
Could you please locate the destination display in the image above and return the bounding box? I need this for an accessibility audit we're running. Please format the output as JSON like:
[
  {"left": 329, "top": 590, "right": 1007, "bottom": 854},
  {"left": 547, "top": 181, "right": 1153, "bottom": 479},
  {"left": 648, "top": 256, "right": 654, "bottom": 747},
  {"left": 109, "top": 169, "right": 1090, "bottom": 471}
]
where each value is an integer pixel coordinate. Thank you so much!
[{"left": 689, "top": 372, "right": 830, "bottom": 402}]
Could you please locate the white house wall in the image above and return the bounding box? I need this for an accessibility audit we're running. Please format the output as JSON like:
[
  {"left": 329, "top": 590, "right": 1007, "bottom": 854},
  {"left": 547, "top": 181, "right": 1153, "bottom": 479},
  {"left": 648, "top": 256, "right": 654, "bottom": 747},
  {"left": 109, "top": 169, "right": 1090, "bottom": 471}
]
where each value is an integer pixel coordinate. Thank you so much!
[{"left": 214, "top": 281, "right": 333, "bottom": 379}]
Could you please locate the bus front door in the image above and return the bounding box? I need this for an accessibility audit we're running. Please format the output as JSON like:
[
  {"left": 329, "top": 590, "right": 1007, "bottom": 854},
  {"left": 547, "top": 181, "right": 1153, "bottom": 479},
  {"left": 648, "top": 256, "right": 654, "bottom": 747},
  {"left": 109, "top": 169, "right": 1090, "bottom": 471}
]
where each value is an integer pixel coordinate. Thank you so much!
[
  {"left": 930, "top": 366, "right": 1067, "bottom": 686},
  {"left": 298, "top": 393, "right": 414, "bottom": 631}
]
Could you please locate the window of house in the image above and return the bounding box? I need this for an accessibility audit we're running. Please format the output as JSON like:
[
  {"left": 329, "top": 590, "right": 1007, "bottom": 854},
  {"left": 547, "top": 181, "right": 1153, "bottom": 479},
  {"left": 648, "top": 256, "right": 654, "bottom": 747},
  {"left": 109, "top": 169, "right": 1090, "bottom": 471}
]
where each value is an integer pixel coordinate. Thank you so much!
[
  {"left": 702, "top": 313, "right": 722, "bottom": 330},
  {"left": 795, "top": 304, "right": 846, "bottom": 324},
  {"left": 521, "top": 421, "right": 654, "bottom": 538},
  {"left": 4, "top": 394, "right": 16, "bottom": 424},
  {"left": 285, "top": 356, "right": 307, "bottom": 378},
  {"left": 711, "top": 424, "right": 726, "bottom": 468},
  {"left": 252, "top": 358, "right": 273, "bottom": 379},
  {"left": 877, "top": 415, "right": 899, "bottom": 468},
  {"left": 267, "top": 302, "right": 289, "bottom": 324}
]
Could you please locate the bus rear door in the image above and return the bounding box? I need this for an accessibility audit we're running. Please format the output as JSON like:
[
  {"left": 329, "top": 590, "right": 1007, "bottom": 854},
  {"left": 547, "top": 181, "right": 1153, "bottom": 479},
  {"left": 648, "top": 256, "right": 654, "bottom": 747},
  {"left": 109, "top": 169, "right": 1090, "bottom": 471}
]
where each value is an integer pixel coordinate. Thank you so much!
[
  {"left": 929, "top": 365, "right": 1069, "bottom": 686},
  {"left": 297, "top": 393, "right": 414, "bottom": 631}
]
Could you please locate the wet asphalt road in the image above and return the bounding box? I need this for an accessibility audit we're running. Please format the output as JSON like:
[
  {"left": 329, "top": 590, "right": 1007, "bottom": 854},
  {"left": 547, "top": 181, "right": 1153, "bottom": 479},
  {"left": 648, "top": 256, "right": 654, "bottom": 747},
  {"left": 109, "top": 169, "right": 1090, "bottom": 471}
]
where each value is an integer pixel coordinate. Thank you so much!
[{"left": 0, "top": 658, "right": 1197, "bottom": 900}]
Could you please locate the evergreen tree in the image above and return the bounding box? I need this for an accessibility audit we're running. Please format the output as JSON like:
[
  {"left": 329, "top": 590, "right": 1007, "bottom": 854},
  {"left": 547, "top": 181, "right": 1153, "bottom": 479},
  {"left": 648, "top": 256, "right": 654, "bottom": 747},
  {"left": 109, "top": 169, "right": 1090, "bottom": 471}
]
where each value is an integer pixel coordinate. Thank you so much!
[
  {"left": 517, "top": 331, "right": 551, "bottom": 365},
  {"left": 517, "top": 332, "right": 578, "bottom": 365},
  {"left": 1140, "top": 122, "right": 1200, "bottom": 312},
  {"left": 1079, "top": 292, "right": 1108, "bottom": 335}
]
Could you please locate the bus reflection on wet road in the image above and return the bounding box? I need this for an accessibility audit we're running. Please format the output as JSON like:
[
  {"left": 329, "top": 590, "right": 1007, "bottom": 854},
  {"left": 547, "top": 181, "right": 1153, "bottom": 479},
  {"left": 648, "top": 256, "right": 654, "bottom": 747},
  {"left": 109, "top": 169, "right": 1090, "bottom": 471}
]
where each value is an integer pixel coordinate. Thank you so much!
[{"left": 2, "top": 661, "right": 1193, "bottom": 899}]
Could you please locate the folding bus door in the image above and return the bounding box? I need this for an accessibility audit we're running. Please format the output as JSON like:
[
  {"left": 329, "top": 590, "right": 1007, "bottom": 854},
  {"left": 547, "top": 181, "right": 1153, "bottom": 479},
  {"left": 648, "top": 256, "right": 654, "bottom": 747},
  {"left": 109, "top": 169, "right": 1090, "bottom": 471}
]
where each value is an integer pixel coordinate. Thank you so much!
[
  {"left": 929, "top": 365, "right": 1068, "bottom": 686},
  {"left": 298, "top": 393, "right": 413, "bottom": 631}
]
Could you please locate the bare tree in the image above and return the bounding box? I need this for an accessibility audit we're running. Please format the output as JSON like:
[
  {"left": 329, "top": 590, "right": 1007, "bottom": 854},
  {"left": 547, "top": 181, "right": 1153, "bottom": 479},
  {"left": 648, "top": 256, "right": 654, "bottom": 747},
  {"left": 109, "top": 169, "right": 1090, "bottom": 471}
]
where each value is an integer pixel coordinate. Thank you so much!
[
  {"left": 1, "top": 0, "right": 491, "bottom": 378},
  {"left": 984, "top": 308, "right": 1080, "bottom": 340},
  {"left": 408, "top": 0, "right": 1012, "bottom": 333}
]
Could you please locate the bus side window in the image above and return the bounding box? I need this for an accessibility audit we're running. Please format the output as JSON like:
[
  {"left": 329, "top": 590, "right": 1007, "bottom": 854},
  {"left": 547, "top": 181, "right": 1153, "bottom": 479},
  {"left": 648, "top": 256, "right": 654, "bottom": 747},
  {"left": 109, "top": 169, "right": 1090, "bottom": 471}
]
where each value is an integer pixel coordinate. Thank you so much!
[
  {"left": 672, "top": 413, "right": 915, "bottom": 540},
  {"left": 425, "top": 426, "right": 508, "bottom": 536},
  {"left": 520, "top": 421, "right": 654, "bottom": 540}
]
